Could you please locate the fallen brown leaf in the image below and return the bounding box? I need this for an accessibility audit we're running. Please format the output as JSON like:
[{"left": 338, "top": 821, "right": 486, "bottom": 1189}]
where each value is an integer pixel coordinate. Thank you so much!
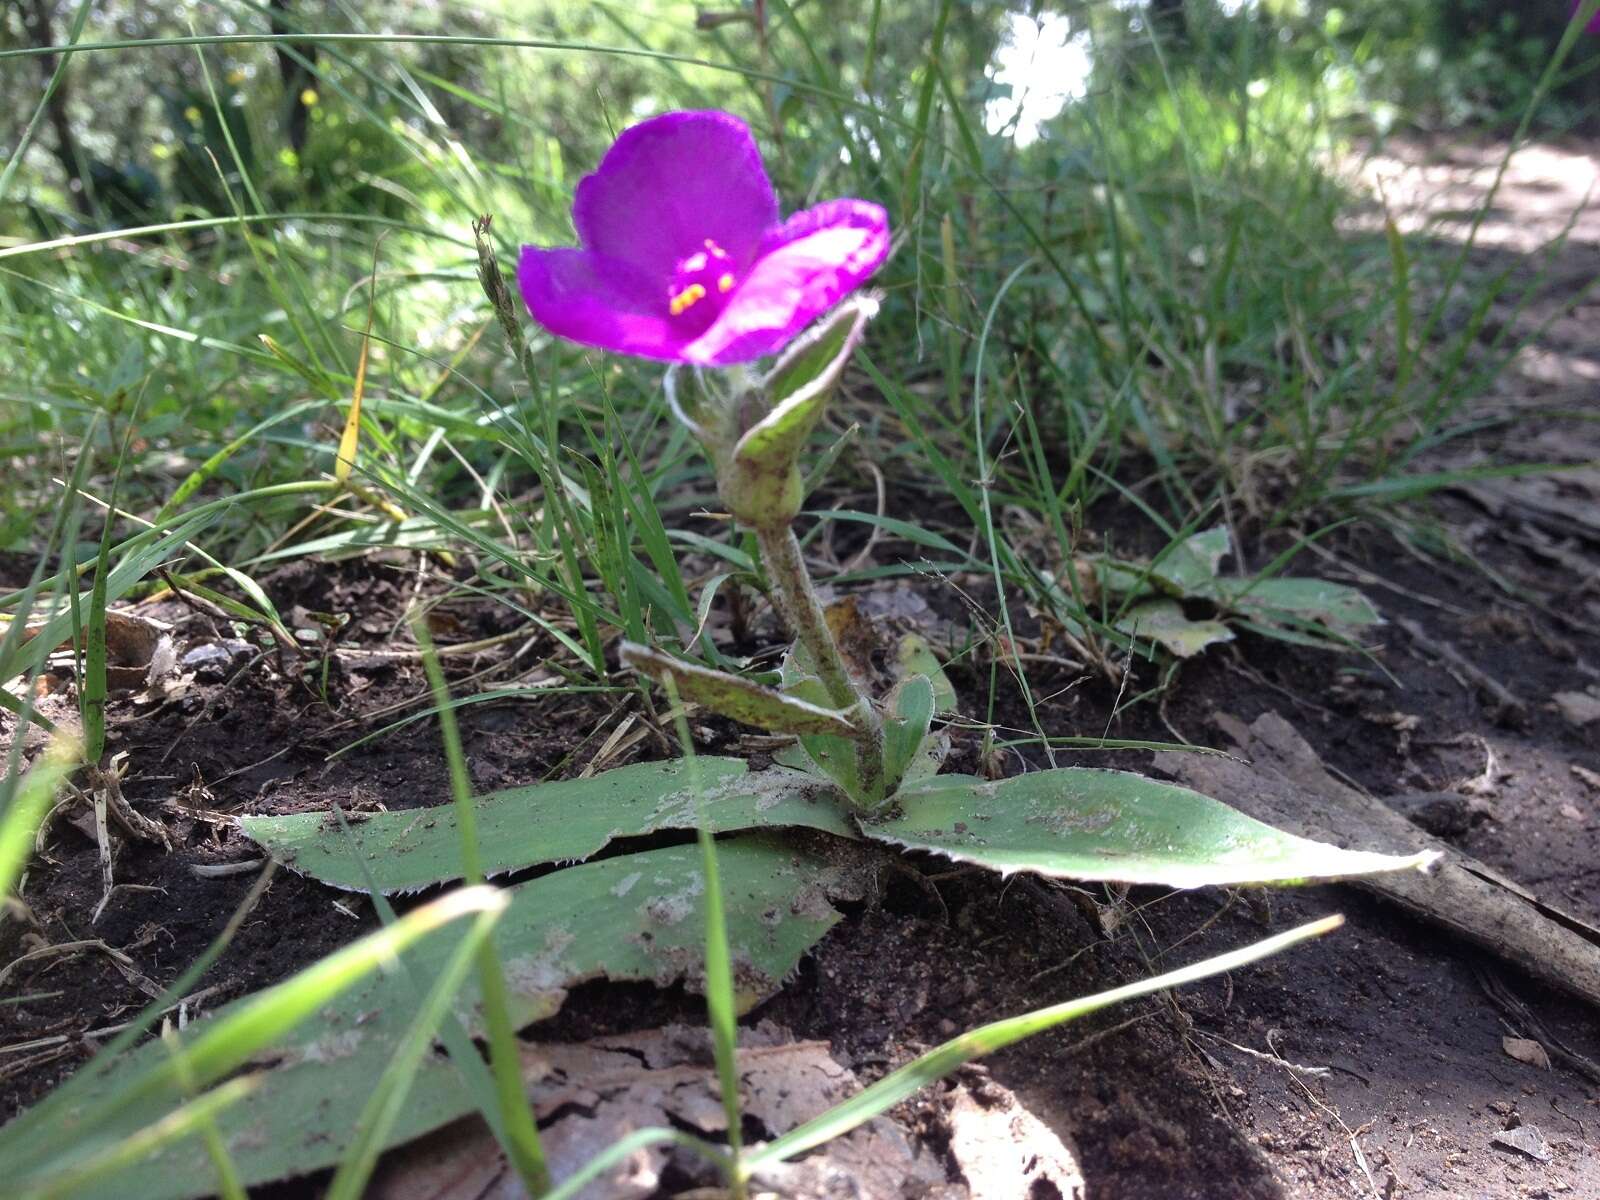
[
  {"left": 368, "top": 1024, "right": 948, "bottom": 1200},
  {"left": 1502, "top": 1036, "right": 1552, "bottom": 1070},
  {"left": 1491, "top": 1124, "right": 1552, "bottom": 1162}
]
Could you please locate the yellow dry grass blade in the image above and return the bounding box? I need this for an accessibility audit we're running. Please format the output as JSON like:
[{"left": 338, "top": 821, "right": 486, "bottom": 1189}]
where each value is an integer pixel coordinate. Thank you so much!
[{"left": 334, "top": 240, "right": 384, "bottom": 484}]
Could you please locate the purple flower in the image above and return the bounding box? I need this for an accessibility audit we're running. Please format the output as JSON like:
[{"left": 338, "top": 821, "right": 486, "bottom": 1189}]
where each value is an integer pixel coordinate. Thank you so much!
[
  {"left": 518, "top": 111, "right": 889, "bottom": 366},
  {"left": 1575, "top": 1, "right": 1600, "bottom": 33}
]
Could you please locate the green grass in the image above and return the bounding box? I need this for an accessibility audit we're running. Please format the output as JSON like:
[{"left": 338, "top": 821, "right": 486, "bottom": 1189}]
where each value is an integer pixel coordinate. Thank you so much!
[
  {"left": 2, "top": 5, "right": 1586, "bottom": 660},
  {"left": 2, "top": 0, "right": 1596, "bottom": 1193}
]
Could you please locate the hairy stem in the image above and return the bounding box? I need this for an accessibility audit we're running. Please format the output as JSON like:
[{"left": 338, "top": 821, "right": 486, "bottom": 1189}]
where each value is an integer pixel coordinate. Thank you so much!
[{"left": 756, "top": 525, "right": 885, "bottom": 806}]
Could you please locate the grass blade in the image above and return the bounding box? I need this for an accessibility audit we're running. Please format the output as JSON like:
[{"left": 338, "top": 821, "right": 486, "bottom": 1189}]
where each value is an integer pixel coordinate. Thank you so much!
[
  {"left": 324, "top": 897, "right": 508, "bottom": 1200},
  {"left": 7, "top": 887, "right": 506, "bottom": 1183},
  {"left": 661, "top": 675, "right": 748, "bottom": 1200},
  {"left": 19, "top": 1075, "right": 262, "bottom": 1200},
  {"left": 414, "top": 617, "right": 551, "bottom": 1194}
]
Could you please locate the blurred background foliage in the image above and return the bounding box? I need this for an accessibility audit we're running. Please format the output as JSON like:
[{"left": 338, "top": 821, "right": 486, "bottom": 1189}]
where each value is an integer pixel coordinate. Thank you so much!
[
  {"left": 5, "top": 0, "right": 1593, "bottom": 239},
  {"left": 0, "top": 0, "right": 1593, "bottom": 596}
]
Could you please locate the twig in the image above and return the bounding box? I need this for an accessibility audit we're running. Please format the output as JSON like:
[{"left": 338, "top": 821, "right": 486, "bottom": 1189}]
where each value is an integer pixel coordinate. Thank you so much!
[
  {"left": 1194, "top": 1028, "right": 1331, "bottom": 1079},
  {"left": 189, "top": 859, "right": 265, "bottom": 878},
  {"left": 0, "top": 937, "right": 162, "bottom": 999},
  {"left": 331, "top": 627, "right": 529, "bottom": 662},
  {"left": 1396, "top": 616, "right": 1528, "bottom": 726},
  {"left": 1476, "top": 968, "right": 1600, "bottom": 1086}
]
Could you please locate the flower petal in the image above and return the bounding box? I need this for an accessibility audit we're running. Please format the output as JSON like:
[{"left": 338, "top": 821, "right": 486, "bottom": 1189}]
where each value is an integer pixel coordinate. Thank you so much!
[
  {"left": 518, "top": 245, "right": 695, "bottom": 362},
  {"left": 682, "top": 199, "right": 891, "bottom": 366},
  {"left": 572, "top": 110, "right": 779, "bottom": 281}
]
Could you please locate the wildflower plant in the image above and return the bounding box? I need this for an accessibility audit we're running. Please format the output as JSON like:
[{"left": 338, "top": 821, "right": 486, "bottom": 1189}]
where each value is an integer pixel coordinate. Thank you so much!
[
  {"left": 518, "top": 110, "right": 898, "bottom": 805},
  {"left": 240, "top": 108, "right": 1442, "bottom": 900},
  {"left": 0, "top": 111, "right": 1440, "bottom": 1200},
  {"left": 499, "top": 108, "right": 1422, "bottom": 879}
]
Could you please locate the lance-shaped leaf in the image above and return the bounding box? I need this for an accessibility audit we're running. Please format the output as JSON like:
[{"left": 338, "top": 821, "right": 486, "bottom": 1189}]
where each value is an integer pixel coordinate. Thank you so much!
[
  {"left": 864, "top": 769, "right": 1437, "bottom": 887},
  {"left": 1, "top": 886, "right": 505, "bottom": 1197},
  {"left": 1155, "top": 529, "right": 1380, "bottom": 630},
  {"left": 1154, "top": 526, "right": 1232, "bottom": 592},
  {"left": 896, "top": 633, "right": 958, "bottom": 712},
  {"left": 779, "top": 643, "right": 868, "bottom": 803},
  {"left": 1092, "top": 526, "right": 1382, "bottom": 648},
  {"left": 1217, "top": 576, "right": 1383, "bottom": 630},
  {"left": 754, "top": 294, "right": 879, "bottom": 443},
  {"left": 240, "top": 757, "right": 856, "bottom": 894},
  {"left": 2, "top": 837, "right": 863, "bottom": 1200},
  {"left": 622, "top": 642, "right": 858, "bottom": 737},
  {"left": 883, "top": 674, "right": 935, "bottom": 794}
]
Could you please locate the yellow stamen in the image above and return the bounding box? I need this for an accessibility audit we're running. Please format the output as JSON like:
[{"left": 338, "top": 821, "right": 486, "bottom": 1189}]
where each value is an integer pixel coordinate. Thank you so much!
[
  {"left": 682, "top": 251, "right": 708, "bottom": 272},
  {"left": 717, "top": 273, "right": 735, "bottom": 293},
  {"left": 669, "top": 283, "right": 707, "bottom": 316},
  {"left": 704, "top": 238, "right": 727, "bottom": 257}
]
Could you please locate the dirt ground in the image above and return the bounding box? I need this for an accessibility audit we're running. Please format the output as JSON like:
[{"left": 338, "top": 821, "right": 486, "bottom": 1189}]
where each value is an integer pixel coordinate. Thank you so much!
[{"left": 3, "top": 138, "right": 1600, "bottom": 1199}]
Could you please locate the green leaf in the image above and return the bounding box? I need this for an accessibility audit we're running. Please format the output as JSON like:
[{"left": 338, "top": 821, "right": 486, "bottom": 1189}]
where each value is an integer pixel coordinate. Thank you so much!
[
  {"left": 621, "top": 642, "right": 857, "bottom": 738},
  {"left": 759, "top": 295, "right": 878, "bottom": 420},
  {"left": 323, "top": 901, "right": 506, "bottom": 1200},
  {"left": 1218, "top": 577, "right": 1383, "bottom": 630},
  {"left": 865, "top": 769, "right": 1437, "bottom": 886},
  {"left": 1156, "top": 526, "right": 1232, "bottom": 590},
  {"left": 1089, "top": 524, "right": 1381, "bottom": 643},
  {"left": 778, "top": 645, "right": 866, "bottom": 803},
  {"left": 3, "top": 887, "right": 506, "bottom": 1197},
  {"left": 1114, "top": 598, "right": 1235, "bottom": 659},
  {"left": 714, "top": 298, "right": 879, "bottom": 526},
  {"left": 792, "top": 721, "right": 863, "bottom": 802},
  {"left": 240, "top": 757, "right": 856, "bottom": 894},
  {"left": 883, "top": 674, "right": 934, "bottom": 794},
  {"left": 1228, "top": 616, "right": 1355, "bottom": 651},
  {"left": 776, "top": 630, "right": 957, "bottom": 805},
  {"left": 895, "top": 633, "right": 958, "bottom": 711},
  {"left": 736, "top": 298, "right": 876, "bottom": 472},
  {"left": 1090, "top": 557, "right": 1158, "bottom": 600},
  {"left": 4, "top": 838, "right": 857, "bottom": 1200},
  {"left": 19, "top": 1076, "right": 263, "bottom": 1200}
]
